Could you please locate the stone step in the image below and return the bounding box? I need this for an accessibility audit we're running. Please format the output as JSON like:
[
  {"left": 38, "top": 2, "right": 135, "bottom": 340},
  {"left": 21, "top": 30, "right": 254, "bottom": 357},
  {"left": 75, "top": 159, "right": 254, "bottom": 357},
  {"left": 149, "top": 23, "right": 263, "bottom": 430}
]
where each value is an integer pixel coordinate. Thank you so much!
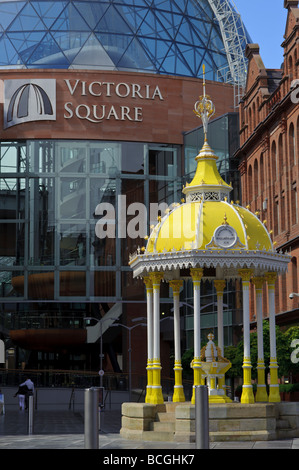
[
  {"left": 143, "top": 430, "right": 175, "bottom": 442},
  {"left": 156, "top": 411, "right": 175, "bottom": 423},
  {"left": 152, "top": 420, "right": 175, "bottom": 432},
  {"left": 276, "top": 419, "right": 290, "bottom": 429},
  {"left": 209, "top": 430, "right": 277, "bottom": 442}
]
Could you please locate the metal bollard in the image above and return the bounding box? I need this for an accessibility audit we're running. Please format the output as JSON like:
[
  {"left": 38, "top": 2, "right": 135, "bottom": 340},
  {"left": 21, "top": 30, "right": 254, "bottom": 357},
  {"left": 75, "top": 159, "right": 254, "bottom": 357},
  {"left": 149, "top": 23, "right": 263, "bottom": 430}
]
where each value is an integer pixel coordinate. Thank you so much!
[
  {"left": 28, "top": 395, "right": 34, "bottom": 435},
  {"left": 84, "top": 387, "right": 99, "bottom": 449},
  {"left": 195, "top": 385, "right": 209, "bottom": 449}
]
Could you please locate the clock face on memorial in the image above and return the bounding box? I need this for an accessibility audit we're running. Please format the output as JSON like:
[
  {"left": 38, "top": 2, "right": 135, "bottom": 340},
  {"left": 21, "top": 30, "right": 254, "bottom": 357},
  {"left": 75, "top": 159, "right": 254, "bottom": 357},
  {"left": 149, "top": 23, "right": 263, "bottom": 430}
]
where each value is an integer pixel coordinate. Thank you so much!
[{"left": 213, "top": 225, "right": 238, "bottom": 248}]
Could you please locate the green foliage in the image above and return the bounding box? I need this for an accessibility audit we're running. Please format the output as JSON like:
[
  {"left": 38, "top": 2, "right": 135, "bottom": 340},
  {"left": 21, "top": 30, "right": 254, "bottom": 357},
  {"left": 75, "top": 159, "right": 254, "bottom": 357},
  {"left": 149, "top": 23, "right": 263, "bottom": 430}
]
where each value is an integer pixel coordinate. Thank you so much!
[{"left": 279, "top": 383, "right": 299, "bottom": 393}]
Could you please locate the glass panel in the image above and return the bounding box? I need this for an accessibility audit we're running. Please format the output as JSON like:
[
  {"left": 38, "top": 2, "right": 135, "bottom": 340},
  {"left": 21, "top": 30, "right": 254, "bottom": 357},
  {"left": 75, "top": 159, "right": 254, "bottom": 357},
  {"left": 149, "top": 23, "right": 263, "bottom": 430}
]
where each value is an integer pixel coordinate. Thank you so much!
[
  {"left": 122, "top": 270, "right": 144, "bottom": 300},
  {"left": 90, "top": 221, "right": 116, "bottom": 266},
  {"left": 32, "top": 1, "right": 68, "bottom": 29},
  {"left": 74, "top": 1, "right": 109, "bottom": 30},
  {"left": 60, "top": 270, "right": 86, "bottom": 297},
  {"left": 8, "top": 3, "right": 46, "bottom": 32},
  {"left": 0, "top": 178, "right": 26, "bottom": 219},
  {"left": 89, "top": 177, "right": 115, "bottom": 220},
  {"left": 28, "top": 141, "right": 55, "bottom": 173},
  {"left": 0, "top": 2, "right": 26, "bottom": 30},
  {"left": 27, "top": 270, "right": 54, "bottom": 299},
  {"left": 89, "top": 142, "right": 120, "bottom": 175},
  {"left": 121, "top": 142, "right": 144, "bottom": 174},
  {"left": 59, "top": 177, "right": 86, "bottom": 219},
  {"left": 60, "top": 223, "right": 86, "bottom": 266},
  {"left": 59, "top": 142, "right": 87, "bottom": 173},
  {"left": 90, "top": 270, "right": 115, "bottom": 297},
  {"left": 28, "top": 177, "right": 56, "bottom": 265},
  {"left": 149, "top": 147, "right": 176, "bottom": 176},
  {"left": 120, "top": 179, "right": 145, "bottom": 265},
  {"left": 0, "top": 35, "right": 20, "bottom": 65},
  {"left": 52, "top": 4, "right": 90, "bottom": 31},
  {"left": 0, "top": 143, "right": 26, "bottom": 173},
  {"left": 4, "top": 271, "right": 24, "bottom": 298},
  {"left": 0, "top": 223, "right": 25, "bottom": 267}
]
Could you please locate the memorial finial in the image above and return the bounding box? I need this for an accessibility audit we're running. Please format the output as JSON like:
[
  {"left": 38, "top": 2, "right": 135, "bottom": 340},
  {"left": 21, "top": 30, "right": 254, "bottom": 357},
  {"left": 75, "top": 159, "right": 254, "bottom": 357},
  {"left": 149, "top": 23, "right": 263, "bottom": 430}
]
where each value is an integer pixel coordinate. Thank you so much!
[{"left": 193, "top": 65, "right": 215, "bottom": 141}]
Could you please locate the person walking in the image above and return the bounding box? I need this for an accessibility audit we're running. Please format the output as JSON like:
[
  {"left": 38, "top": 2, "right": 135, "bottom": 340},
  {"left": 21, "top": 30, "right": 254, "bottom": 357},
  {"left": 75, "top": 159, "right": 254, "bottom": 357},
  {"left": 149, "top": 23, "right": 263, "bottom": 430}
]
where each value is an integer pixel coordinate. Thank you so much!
[
  {"left": 14, "top": 384, "right": 28, "bottom": 411},
  {"left": 19, "top": 377, "right": 34, "bottom": 410}
]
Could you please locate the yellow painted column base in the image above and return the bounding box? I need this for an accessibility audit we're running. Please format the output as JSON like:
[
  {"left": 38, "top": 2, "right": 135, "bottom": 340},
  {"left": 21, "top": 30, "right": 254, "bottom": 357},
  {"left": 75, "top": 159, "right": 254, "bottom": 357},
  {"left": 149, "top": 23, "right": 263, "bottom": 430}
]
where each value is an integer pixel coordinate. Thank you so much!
[
  {"left": 241, "top": 385, "right": 255, "bottom": 404},
  {"left": 255, "top": 385, "right": 268, "bottom": 402},
  {"left": 150, "top": 386, "right": 164, "bottom": 404},
  {"left": 145, "top": 361, "right": 153, "bottom": 403},
  {"left": 269, "top": 385, "right": 280, "bottom": 402},
  {"left": 208, "top": 394, "right": 232, "bottom": 404},
  {"left": 173, "top": 362, "right": 185, "bottom": 402},
  {"left": 269, "top": 359, "right": 280, "bottom": 402},
  {"left": 241, "top": 358, "right": 255, "bottom": 404},
  {"left": 149, "top": 359, "right": 164, "bottom": 404},
  {"left": 256, "top": 362, "right": 268, "bottom": 402},
  {"left": 173, "top": 386, "right": 185, "bottom": 402}
]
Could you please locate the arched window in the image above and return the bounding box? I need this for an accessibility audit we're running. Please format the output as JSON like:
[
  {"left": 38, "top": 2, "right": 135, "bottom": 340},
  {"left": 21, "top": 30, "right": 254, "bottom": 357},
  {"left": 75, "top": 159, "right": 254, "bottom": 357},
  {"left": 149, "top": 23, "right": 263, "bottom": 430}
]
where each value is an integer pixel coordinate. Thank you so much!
[
  {"left": 289, "top": 55, "right": 293, "bottom": 81},
  {"left": 248, "top": 165, "right": 253, "bottom": 202},
  {"left": 253, "top": 102, "right": 256, "bottom": 130},
  {"left": 271, "top": 141, "right": 277, "bottom": 181},
  {"left": 278, "top": 133, "right": 284, "bottom": 168},
  {"left": 260, "top": 153, "right": 264, "bottom": 191},
  {"left": 289, "top": 123, "right": 295, "bottom": 166},
  {"left": 254, "top": 159, "right": 258, "bottom": 195}
]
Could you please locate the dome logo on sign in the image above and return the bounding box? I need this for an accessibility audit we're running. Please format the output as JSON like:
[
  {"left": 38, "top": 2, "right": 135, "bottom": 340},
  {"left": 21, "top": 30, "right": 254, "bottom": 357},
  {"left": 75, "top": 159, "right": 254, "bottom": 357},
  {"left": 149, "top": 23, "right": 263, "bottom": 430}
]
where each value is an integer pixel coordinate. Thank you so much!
[{"left": 4, "top": 79, "right": 56, "bottom": 129}]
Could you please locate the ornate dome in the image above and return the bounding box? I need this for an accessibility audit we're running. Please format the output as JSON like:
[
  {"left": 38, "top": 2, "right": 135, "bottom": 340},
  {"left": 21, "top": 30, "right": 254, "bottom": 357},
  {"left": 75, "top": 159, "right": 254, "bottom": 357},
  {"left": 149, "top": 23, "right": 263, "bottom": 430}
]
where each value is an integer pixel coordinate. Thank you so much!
[
  {"left": 0, "top": 0, "right": 250, "bottom": 83},
  {"left": 146, "top": 140, "right": 273, "bottom": 254}
]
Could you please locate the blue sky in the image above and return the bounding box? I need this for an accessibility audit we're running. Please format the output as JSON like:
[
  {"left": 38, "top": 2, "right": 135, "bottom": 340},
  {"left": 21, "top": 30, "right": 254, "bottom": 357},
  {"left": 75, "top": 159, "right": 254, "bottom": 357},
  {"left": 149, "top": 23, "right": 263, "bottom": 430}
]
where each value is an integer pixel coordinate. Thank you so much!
[{"left": 234, "top": 0, "right": 288, "bottom": 68}]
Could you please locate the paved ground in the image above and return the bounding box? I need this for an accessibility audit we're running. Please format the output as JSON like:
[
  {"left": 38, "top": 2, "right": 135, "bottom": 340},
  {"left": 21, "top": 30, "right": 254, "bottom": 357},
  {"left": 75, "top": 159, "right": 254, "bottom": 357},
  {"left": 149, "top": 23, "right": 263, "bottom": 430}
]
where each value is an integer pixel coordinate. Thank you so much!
[{"left": 0, "top": 408, "right": 298, "bottom": 450}]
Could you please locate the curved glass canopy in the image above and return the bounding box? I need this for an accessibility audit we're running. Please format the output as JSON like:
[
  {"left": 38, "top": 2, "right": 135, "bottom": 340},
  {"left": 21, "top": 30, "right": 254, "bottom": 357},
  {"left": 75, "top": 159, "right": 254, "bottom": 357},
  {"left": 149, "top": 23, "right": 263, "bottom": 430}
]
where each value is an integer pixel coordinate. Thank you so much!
[{"left": 0, "top": 0, "right": 250, "bottom": 81}]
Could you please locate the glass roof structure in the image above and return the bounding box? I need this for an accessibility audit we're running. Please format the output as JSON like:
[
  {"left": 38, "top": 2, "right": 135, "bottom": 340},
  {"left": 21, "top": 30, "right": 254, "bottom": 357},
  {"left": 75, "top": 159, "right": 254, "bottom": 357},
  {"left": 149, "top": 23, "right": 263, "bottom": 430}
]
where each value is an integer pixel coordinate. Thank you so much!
[{"left": 0, "top": 0, "right": 251, "bottom": 82}]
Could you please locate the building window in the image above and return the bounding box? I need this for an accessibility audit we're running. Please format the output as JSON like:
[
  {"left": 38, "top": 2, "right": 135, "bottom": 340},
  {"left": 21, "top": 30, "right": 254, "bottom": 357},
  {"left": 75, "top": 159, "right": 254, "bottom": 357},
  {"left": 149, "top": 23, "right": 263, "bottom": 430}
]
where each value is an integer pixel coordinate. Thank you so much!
[
  {"left": 278, "top": 133, "right": 284, "bottom": 168},
  {"left": 289, "top": 123, "right": 295, "bottom": 166},
  {"left": 291, "top": 184, "right": 298, "bottom": 226},
  {"left": 274, "top": 197, "right": 279, "bottom": 236},
  {"left": 281, "top": 192, "right": 285, "bottom": 232},
  {"left": 271, "top": 141, "right": 277, "bottom": 181},
  {"left": 260, "top": 153, "right": 264, "bottom": 189},
  {"left": 254, "top": 159, "right": 259, "bottom": 196},
  {"left": 248, "top": 164, "right": 253, "bottom": 202}
]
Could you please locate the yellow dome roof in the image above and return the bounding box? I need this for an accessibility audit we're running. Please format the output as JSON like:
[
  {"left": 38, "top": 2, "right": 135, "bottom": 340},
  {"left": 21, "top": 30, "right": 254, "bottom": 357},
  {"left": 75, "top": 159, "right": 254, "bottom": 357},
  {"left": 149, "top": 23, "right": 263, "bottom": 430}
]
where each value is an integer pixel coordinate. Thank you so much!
[
  {"left": 146, "top": 199, "right": 273, "bottom": 254},
  {"left": 145, "top": 138, "right": 273, "bottom": 255}
]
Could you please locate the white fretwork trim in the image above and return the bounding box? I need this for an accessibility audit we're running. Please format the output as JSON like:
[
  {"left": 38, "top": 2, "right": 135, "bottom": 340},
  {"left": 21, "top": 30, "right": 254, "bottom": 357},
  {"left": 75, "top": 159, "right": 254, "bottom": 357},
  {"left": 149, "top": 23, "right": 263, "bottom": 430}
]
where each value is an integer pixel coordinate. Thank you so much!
[{"left": 130, "top": 248, "right": 290, "bottom": 279}]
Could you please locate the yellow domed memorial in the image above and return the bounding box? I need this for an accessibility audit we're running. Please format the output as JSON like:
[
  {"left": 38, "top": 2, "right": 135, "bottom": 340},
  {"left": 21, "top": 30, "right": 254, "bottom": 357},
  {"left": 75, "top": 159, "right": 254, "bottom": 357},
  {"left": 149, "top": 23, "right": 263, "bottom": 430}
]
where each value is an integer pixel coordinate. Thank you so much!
[{"left": 129, "top": 66, "right": 290, "bottom": 405}]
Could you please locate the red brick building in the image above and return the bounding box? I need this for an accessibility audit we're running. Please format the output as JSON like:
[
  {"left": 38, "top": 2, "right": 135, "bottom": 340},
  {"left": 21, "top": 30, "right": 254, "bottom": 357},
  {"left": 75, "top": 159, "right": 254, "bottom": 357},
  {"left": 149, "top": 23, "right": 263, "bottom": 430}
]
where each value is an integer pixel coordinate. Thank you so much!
[{"left": 235, "top": 0, "right": 299, "bottom": 327}]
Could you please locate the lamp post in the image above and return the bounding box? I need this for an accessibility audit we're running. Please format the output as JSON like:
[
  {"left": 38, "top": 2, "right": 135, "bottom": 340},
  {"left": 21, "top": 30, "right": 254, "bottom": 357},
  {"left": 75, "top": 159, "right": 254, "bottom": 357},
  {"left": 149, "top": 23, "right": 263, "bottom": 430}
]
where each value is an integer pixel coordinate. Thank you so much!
[
  {"left": 110, "top": 322, "right": 146, "bottom": 401},
  {"left": 84, "top": 316, "right": 114, "bottom": 388}
]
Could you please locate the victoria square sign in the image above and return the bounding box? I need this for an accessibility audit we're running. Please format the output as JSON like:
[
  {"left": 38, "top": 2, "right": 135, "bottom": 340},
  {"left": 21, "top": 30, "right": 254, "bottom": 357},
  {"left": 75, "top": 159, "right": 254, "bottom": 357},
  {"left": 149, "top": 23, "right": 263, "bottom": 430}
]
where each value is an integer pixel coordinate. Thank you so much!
[{"left": 3, "top": 77, "right": 164, "bottom": 128}]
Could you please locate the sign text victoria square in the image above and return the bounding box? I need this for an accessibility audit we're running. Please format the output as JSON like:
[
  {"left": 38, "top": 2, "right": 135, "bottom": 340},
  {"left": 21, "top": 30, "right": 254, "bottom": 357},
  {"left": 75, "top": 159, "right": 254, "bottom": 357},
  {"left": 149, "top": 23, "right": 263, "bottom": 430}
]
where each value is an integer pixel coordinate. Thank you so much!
[
  {"left": 3, "top": 77, "right": 164, "bottom": 128},
  {"left": 64, "top": 79, "right": 164, "bottom": 123}
]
